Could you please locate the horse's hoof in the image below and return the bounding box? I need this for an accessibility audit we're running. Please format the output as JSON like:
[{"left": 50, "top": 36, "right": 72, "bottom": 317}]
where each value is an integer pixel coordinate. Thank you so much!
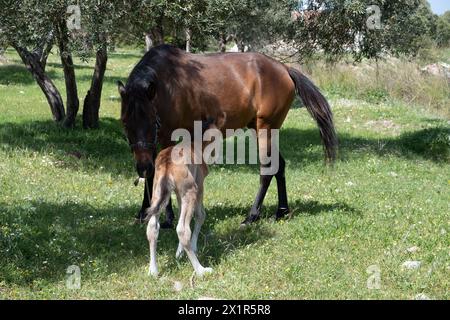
[
  {"left": 274, "top": 207, "right": 290, "bottom": 221},
  {"left": 135, "top": 210, "right": 148, "bottom": 224},
  {"left": 240, "top": 214, "right": 260, "bottom": 227},
  {"left": 160, "top": 220, "right": 174, "bottom": 229}
]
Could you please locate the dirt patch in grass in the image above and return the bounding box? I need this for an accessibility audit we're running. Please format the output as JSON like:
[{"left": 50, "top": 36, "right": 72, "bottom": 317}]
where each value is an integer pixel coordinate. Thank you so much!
[{"left": 365, "top": 120, "right": 401, "bottom": 133}]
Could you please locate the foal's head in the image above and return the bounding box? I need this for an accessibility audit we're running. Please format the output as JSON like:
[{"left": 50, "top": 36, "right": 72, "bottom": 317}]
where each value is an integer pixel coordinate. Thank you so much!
[{"left": 118, "top": 80, "right": 159, "bottom": 178}]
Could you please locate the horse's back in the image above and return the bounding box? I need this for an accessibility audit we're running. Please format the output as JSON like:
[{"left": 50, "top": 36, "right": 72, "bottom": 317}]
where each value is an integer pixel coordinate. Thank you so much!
[
  {"left": 152, "top": 45, "right": 295, "bottom": 131},
  {"left": 183, "top": 51, "right": 294, "bottom": 129}
]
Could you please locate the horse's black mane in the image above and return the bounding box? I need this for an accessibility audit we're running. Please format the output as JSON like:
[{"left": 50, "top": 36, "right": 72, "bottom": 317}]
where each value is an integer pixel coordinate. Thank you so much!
[
  {"left": 126, "top": 44, "right": 180, "bottom": 93},
  {"left": 124, "top": 45, "right": 181, "bottom": 119}
]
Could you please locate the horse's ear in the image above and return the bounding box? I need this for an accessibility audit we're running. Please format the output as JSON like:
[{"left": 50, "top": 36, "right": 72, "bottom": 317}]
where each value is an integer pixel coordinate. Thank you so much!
[{"left": 117, "top": 81, "right": 126, "bottom": 97}]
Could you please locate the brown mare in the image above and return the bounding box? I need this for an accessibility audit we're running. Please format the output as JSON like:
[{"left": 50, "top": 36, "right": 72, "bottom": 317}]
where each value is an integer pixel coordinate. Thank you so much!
[{"left": 118, "top": 45, "right": 337, "bottom": 227}]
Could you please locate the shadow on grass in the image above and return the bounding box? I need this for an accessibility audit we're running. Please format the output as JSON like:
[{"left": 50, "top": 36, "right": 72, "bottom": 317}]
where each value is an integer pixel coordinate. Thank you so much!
[
  {"left": 45, "top": 61, "right": 95, "bottom": 71},
  {"left": 212, "top": 125, "right": 449, "bottom": 175},
  {"left": 280, "top": 126, "right": 449, "bottom": 165},
  {"left": 0, "top": 195, "right": 358, "bottom": 286},
  {"left": 0, "top": 201, "right": 271, "bottom": 286},
  {"left": 0, "top": 119, "right": 448, "bottom": 179},
  {"left": 0, "top": 64, "right": 58, "bottom": 86},
  {"left": 108, "top": 51, "right": 144, "bottom": 60},
  {"left": 0, "top": 59, "right": 128, "bottom": 86},
  {"left": 0, "top": 117, "right": 134, "bottom": 177}
]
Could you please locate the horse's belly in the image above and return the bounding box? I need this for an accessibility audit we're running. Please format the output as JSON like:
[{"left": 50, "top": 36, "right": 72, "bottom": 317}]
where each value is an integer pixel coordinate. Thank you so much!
[
  {"left": 221, "top": 104, "right": 255, "bottom": 130},
  {"left": 205, "top": 80, "right": 256, "bottom": 130}
]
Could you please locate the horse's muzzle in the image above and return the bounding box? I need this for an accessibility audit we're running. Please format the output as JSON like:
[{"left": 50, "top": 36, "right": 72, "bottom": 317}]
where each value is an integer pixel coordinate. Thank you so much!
[{"left": 136, "top": 162, "right": 154, "bottom": 178}]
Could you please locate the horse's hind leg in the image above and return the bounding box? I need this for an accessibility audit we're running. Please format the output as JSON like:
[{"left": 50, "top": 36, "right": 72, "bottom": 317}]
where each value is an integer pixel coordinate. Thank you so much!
[
  {"left": 160, "top": 198, "right": 175, "bottom": 229},
  {"left": 242, "top": 170, "right": 273, "bottom": 225},
  {"left": 246, "top": 152, "right": 289, "bottom": 224},
  {"left": 242, "top": 120, "right": 275, "bottom": 225},
  {"left": 274, "top": 153, "right": 290, "bottom": 220}
]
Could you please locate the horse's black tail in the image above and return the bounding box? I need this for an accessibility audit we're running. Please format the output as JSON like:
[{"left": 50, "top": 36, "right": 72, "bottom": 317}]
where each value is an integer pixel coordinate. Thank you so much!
[{"left": 288, "top": 67, "right": 338, "bottom": 163}]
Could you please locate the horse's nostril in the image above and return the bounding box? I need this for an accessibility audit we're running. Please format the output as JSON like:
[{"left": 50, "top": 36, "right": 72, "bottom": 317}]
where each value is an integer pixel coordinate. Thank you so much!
[{"left": 136, "top": 163, "right": 154, "bottom": 178}]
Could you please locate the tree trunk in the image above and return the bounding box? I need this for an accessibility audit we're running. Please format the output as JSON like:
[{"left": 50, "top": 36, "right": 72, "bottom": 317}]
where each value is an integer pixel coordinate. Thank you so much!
[
  {"left": 236, "top": 37, "right": 246, "bottom": 52},
  {"left": 32, "top": 31, "right": 54, "bottom": 70},
  {"left": 82, "top": 44, "right": 108, "bottom": 129},
  {"left": 219, "top": 33, "right": 227, "bottom": 53},
  {"left": 56, "top": 21, "right": 79, "bottom": 128},
  {"left": 185, "top": 28, "right": 192, "bottom": 53},
  {"left": 0, "top": 47, "right": 6, "bottom": 63},
  {"left": 219, "top": 34, "right": 234, "bottom": 53},
  {"left": 13, "top": 45, "right": 65, "bottom": 122}
]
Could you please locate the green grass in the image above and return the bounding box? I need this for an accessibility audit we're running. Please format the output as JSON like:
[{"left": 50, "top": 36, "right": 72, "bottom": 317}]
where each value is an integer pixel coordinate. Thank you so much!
[
  {"left": 301, "top": 55, "right": 450, "bottom": 118},
  {"left": 0, "top": 48, "right": 449, "bottom": 299}
]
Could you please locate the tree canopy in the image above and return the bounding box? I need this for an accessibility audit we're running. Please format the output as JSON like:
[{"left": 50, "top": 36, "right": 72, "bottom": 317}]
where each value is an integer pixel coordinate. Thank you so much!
[{"left": 0, "top": 0, "right": 447, "bottom": 127}]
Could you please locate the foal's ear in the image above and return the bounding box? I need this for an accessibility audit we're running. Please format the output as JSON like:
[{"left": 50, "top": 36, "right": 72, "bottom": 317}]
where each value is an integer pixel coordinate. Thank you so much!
[{"left": 117, "top": 81, "right": 126, "bottom": 97}]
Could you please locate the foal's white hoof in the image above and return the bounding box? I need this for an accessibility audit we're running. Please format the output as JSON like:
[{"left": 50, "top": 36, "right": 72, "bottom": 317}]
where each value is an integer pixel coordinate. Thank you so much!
[
  {"left": 176, "top": 247, "right": 185, "bottom": 259},
  {"left": 196, "top": 267, "right": 213, "bottom": 277},
  {"left": 148, "top": 268, "right": 159, "bottom": 278}
]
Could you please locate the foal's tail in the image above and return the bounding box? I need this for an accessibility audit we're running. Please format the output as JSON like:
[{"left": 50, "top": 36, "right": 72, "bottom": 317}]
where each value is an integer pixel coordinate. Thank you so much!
[
  {"left": 143, "top": 175, "right": 171, "bottom": 223},
  {"left": 288, "top": 68, "right": 338, "bottom": 163}
]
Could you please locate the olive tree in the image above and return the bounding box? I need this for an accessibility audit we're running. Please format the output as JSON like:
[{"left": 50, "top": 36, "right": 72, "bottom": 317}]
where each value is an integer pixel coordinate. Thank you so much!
[
  {"left": 0, "top": 0, "right": 126, "bottom": 128},
  {"left": 287, "top": 0, "right": 438, "bottom": 61},
  {"left": 0, "top": 0, "right": 65, "bottom": 122}
]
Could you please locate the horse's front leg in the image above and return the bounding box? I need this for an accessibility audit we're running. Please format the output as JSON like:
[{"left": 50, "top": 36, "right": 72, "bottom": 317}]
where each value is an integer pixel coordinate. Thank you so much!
[
  {"left": 160, "top": 198, "right": 175, "bottom": 229},
  {"left": 136, "top": 172, "right": 154, "bottom": 223},
  {"left": 137, "top": 172, "right": 175, "bottom": 228}
]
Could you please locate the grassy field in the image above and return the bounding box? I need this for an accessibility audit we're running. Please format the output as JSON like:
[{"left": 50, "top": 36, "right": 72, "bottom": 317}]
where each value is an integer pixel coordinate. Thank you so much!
[{"left": 0, "top": 48, "right": 449, "bottom": 299}]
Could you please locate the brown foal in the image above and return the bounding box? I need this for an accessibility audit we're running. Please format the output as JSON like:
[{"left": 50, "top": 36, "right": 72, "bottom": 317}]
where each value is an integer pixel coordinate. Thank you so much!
[{"left": 145, "top": 114, "right": 226, "bottom": 277}]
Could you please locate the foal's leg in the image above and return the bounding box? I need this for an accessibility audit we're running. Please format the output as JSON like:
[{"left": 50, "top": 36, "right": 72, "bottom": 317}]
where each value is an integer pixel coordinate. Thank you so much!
[
  {"left": 146, "top": 211, "right": 161, "bottom": 277},
  {"left": 177, "top": 193, "right": 212, "bottom": 276},
  {"left": 176, "top": 203, "right": 205, "bottom": 258},
  {"left": 146, "top": 177, "right": 171, "bottom": 277},
  {"left": 175, "top": 194, "right": 185, "bottom": 259},
  {"left": 192, "top": 203, "right": 206, "bottom": 254}
]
